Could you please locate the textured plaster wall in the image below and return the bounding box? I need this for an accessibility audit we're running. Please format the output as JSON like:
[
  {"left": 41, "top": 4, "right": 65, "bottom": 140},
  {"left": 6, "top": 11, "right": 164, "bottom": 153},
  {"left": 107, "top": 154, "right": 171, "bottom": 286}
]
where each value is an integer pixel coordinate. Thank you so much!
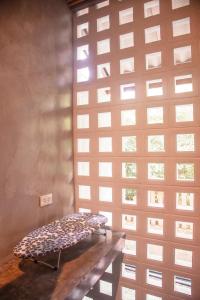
[{"left": 0, "top": 0, "right": 74, "bottom": 262}]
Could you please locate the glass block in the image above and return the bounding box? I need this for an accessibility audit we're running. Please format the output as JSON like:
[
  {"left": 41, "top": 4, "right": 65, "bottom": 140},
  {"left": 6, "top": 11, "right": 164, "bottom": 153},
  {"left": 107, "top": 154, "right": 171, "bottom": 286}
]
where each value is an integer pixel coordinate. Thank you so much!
[
  {"left": 147, "top": 217, "right": 163, "bottom": 235},
  {"left": 79, "top": 208, "right": 91, "bottom": 213},
  {"left": 97, "top": 63, "right": 110, "bottom": 78},
  {"left": 76, "top": 7, "right": 89, "bottom": 17},
  {"left": 122, "top": 263, "right": 136, "bottom": 280},
  {"left": 99, "top": 162, "right": 112, "bottom": 177},
  {"left": 172, "top": 0, "right": 190, "bottom": 9},
  {"left": 175, "top": 104, "right": 193, "bottom": 122},
  {"left": 122, "top": 136, "right": 136, "bottom": 152},
  {"left": 176, "top": 192, "right": 194, "bottom": 211},
  {"left": 122, "top": 188, "right": 137, "bottom": 205},
  {"left": 77, "top": 67, "right": 90, "bottom": 82},
  {"left": 122, "top": 162, "right": 137, "bottom": 179},
  {"left": 97, "top": 87, "right": 111, "bottom": 103},
  {"left": 148, "top": 190, "right": 164, "bottom": 208},
  {"left": 105, "top": 263, "right": 112, "bottom": 274},
  {"left": 176, "top": 163, "right": 194, "bottom": 181},
  {"left": 122, "top": 214, "right": 137, "bottom": 230},
  {"left": 77, "top": 138, "right": 90, "bottom": 153},
  {"left": 147, "top": 244, "right": 163, "bottom": 261},
  {"left": 145, "top": 25, "right": 161, "bottom": 43},
  {"left": 148, "top": 135, "right": 165, "bottom": 152},
  {"left": 175, "top": 248, "right": 192, "bottom": 267},
  {"left": 77, "top": 114, "right": 89, "bottom": 129},
  {"left": 174, "top": 45, "right": 192, "bottom": 65},
  {"left": 99, "top": 280, "right": 112, "bottom": 296},
  {"left": 147, "top": 106, "right": 164, "bottom": 124},
  {"left": 146, "top": 295, "right": 162, "bottom": 300},
  {"left": 77, "top": 22, "right": 89, "bottom": 38},
  {"left": 176, "top": 133, "right": 194, "bottom": 152},
  {"left": 120, "top": 32, "right": 134, "bottom": 49},
  {"left": 99, "top": 211, "right": 112, "bottom": 226},
  {"left": 119, "top": 7, "right": 133, "bottom": 25},
  {"left": 77, "top": 91, "right": 89, "bottom": 106},
  {"left": 146, "top": 269, "right": 162, "bottom": 287},
  {"left": 122, "top": 287, "right": 136, "bottom": 300},
  {"left": 174, "top": 275, "right": 192, "bottom": 295},
  {"left": 120, "top": 57, "right": 134, "bottom": 74},
  {"left": 78, "top": 185, "right": 91, "bottom": 200},
  {"left": 123, "top": 239, "right": 136, "bottom": 255},
  {"left": 96, "top": 0, "right": 109, "bottom": 9},
  {"left": 121, "top": 109, "right": 136, "bottom": 126},
  {"left": 148, "top": 163, "right": 165, "bottom": 180},
  {"left": 99, "top": 186, "right": 112, "bottom": 202},
  {"left": 97, "top": 15, "right": 110, "bottom": 32},
  {"left": 146, "top": 52, "right": 161, "bottom": 70},
  {"left": 97, "top": 38, "right": 110, "bottom": 55},
  {"left": 175, "top": 221, "right": 193, "bottom": 239},
  {"left": 77, "top": 161, "right": 90, "bottom": 176},
  {"left": 98, "top": 112, "right": 111, "bottom": 128},
  {"left": 120, "top": 83, "right": 136, "bottom": 100},
  {"left": 146, "top": 79, "right": 163, "bottom": 96},
  {"left": 172, "top": 17, "right": 190, "bottom": 37},
  {"left": 175, "top": 74, "right": 193, "bottom": 93},
  {"left": 99, "top": 137, "right": 112, "bottom": 152},
  {"left": 144, "top": 0, "right": 160, "bottom": 18},
  {"left": 77, "top": 44, "right": 89, "bottom": 60}
]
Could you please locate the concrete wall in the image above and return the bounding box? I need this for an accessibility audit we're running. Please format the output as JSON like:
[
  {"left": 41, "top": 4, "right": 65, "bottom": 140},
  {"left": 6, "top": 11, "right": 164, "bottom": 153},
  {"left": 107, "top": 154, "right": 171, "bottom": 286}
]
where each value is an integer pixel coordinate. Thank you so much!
[{"left": 0, "top": 0, "right": 74, "bottom": 262}]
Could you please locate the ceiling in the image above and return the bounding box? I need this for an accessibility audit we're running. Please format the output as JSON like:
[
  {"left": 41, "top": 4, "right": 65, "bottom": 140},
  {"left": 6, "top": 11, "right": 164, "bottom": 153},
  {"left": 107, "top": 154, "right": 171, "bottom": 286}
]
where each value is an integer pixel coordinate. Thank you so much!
[{"left": 66, "top": 0, "right": 102, "bottom": 10}]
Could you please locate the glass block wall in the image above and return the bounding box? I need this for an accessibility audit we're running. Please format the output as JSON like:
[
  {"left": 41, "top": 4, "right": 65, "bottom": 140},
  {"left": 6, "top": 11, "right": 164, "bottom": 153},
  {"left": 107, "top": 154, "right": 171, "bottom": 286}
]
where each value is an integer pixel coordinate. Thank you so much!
[{"left": 73, "top": 0, "right": 200, "bottom": 299}]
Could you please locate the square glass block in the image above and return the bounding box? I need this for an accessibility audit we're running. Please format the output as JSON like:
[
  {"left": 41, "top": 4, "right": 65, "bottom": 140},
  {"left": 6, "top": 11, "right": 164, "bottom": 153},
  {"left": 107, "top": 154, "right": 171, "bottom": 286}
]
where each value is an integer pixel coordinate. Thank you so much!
[
  {"left": 97, "top": 39, "right": 110, "bottom": 55},
  {"left": 172, "top": 0, "right": 190, "bottom": 9},
  {"left": 96, "top": 0, "right": 109, "bottom": 9},
  {"left": 99, "top": 211, "right": 112, "bottom": 226},
  {"left": 97, "top": 63, "right": 110, "bottom": 79},
  {"left": 98, "top": 112, "right": 111, "bottom": 128},
  {"left": 174, "top": 275, "right": 192, "bottom": 295},
  {"left": 122, "top": 162, "right": 137, "bottom": 179},
  {"left": 77, "top": 22, "right": 89, "bottom": 38},
  {"left": 122, "top": 188, "right": 137, "bottom": 205},
  {"left": 105, "top": 263, "right": 112, "bottom": 274},
  {"left": 99, "top": 137, "right": 112, "bottom": 152},
  {"left": 120, "top": 57, "right": 134, "bottom": 74},
  {"left": 77, "top": 161, "right": 90, "bottom": 176},
  {"left": 145, "top": 25, "right": 161, "bottom": 43},
  {"left": 77, "top": 114, "right": 89, "bottom": 129},
  {"left": 83, "top": 296, "right": 93, "bottom": 300},
  {"left": 148, "top": 190, "right": 164, "bottom": 208},
  {"left": 77, "top": 44, "right": 89, "bottom": 60},
  {"left": 122, "top": 214, "right": 137, "bottom": 231},
  {"left": 174, "top": 74, "right": 193, "bottom": 93},
  {"left": 122, "top": 263, "right": 136, "bottom": 280},
  {"left": 121, "top": 109, "right": 136, "bottom": 126},
  {"left": 176, "top": 192, "right": 194, "bottom": 211},
  {"left": 146, "top": 79, "right": 163, "bottom": 96},
  {"left": 121, "top": 287, "right": 136, "bottom": 300},
  {"left": 119, "top": 7, "right": 133, "bottom": 25},
  {"left": 175, "top": 104, "right": 193, "bottom": 122},
  {"left": 120, "top": 83, "right": 136, "bottom": 100},
  {"left": 77, "top": 67, "right": 90, "bottom": 82},
  {"left": 175, "top": 221, "right": 193, "bottom": 239},
  {"left": 147, "top": 244, "right": 163, "bottom": 261},
  {"left": 146, "top": 295, "right": 162, "bottom": 300},
  {"left": 148, "top": 135, "right": 165, "bottom": 152},
  {"left": 147, "top": 106, "right": 164, "bottom": 124},
  {"left": 174, "top": 45, "right": 192, "bottom": 65},
  {"left": 144, "top": 0, "right": 160, "bottom": 18},
  {"left": 99, "top": 186, "right": 112, "bottom": 202},
  {"left": 77, "top": 138, "right": 90, "bottom": 153},
  {"left": 97, "top": 15, "right": 110, "bottom": 32},
  {"left": 176, "top": 133, "right": 194, "bottom": 152},
  {"left": 120, "top": 32, "right": 134, "bottom": 49},
  {"left": 123, "top": 239, "right": 136, "bottom": 255},
  {"left": 146, "top": 52, "right": 161, "bottom": 70},
  {"left": 147, "top": 217, "right": 164, "bottom": 235},
  {"left": 76, "top": 7, "right": 89, "bottom": 17},
  {"left": 122, "top": 136, "right": 137, "bottom": 152},
  {"left": 172, "top": 17, "right": 190, "bottom": 37},
  {"left": 99, "top": 280, "right": 112, "bottom": 296},
  {"left": 148, "top": 163, "right": 165, "bottom": 180},
  {"left": 79, "top": 208, "right": 91, "bottom": 213},
  {"left": 176, "top": 163, "right": 194, "bottom": 181},
  {"left": 146, "top": 269, "right": 162, "bottom": 287},
  {"left": 97, "top": 87, "right": 111, "bottom": 103},
  {"left": 175, "top": 249, "right": 192, "bottom": 267},
  {"left": 77, "top": 91, "right": 89, "bottom": 106},
  {"left": 99, "top": 162, "right": 112, "bottom": 177},
  {"left": 78, "top": 185, "right": 91, "bottom": 200}
]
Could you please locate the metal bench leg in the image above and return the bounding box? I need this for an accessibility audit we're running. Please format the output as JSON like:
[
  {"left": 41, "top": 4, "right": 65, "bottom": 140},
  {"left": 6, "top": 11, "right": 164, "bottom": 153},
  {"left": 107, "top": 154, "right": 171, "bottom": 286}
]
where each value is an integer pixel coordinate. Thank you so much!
[{"left": 28, "top": 250, "right": 62, "bottom": 271}]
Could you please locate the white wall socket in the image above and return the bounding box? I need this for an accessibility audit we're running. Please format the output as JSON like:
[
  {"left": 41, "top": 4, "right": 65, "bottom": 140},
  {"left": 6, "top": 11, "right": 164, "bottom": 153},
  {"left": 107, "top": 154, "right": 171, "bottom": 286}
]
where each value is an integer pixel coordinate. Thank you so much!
[{"left": 40, "top": 193, "right": 53, "bottom": 207}]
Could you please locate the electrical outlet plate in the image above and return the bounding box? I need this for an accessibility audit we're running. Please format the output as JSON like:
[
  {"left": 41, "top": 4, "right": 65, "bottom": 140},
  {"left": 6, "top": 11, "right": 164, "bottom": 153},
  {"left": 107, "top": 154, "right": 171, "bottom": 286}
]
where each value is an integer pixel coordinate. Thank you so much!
[{"left": 40, "top": 193, "right": 53, "bottom": 207}]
